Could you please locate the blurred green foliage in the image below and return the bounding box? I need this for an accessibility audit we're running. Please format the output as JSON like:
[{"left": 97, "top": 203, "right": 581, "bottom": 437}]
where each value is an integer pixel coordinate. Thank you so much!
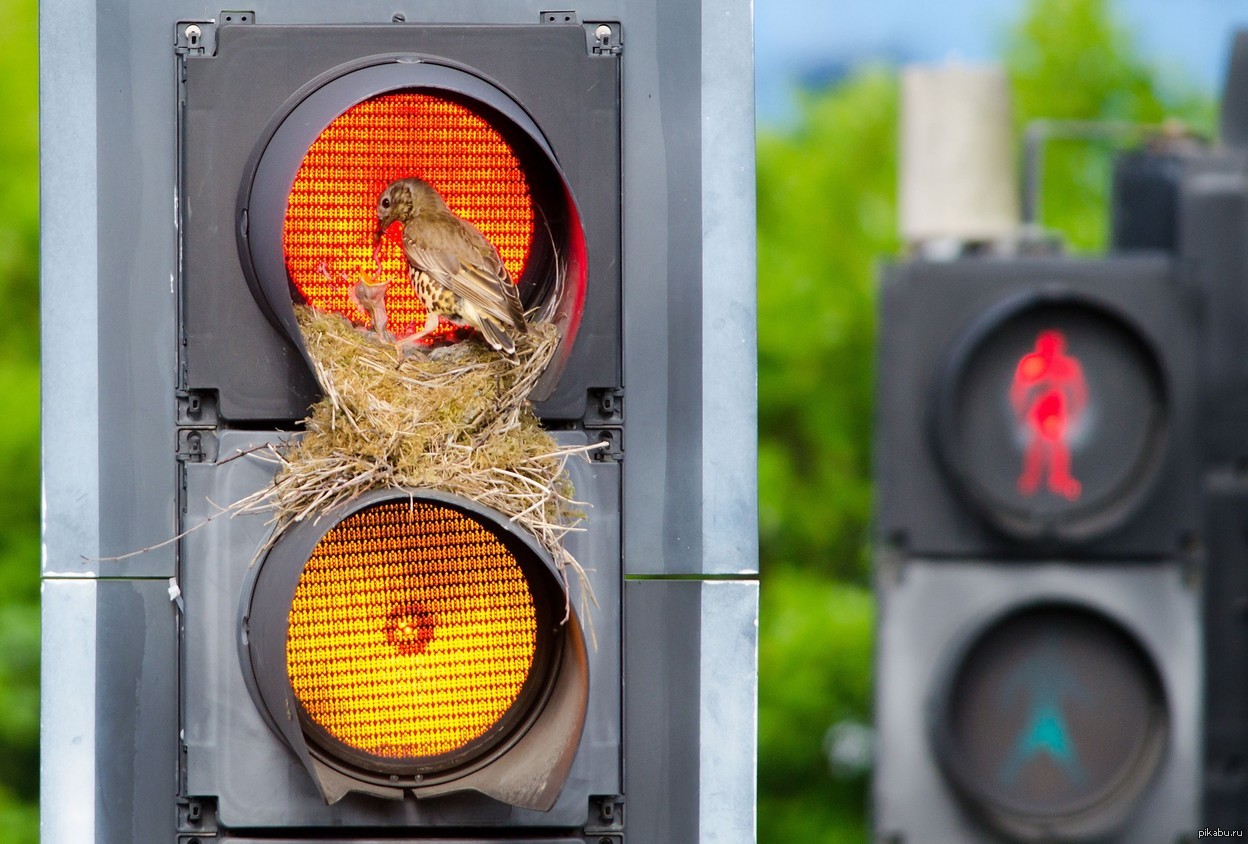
[
  {"left": 756, "top": 1, "right": 1214, "bottom": 841},
  {"left": 0, "top": 0, "right": 40, "bottom": 838},
  {"left": 0, "top": 0, "right": 39, "bottom": 834},
  {"left": 1009, "top": 0, "right": 1216, "bottom": 249}
]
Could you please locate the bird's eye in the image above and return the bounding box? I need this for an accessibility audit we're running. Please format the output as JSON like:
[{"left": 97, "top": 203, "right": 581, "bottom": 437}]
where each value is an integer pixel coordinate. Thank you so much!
[{"left": 381, "top": 197, "right": 391, "bottom": 209}]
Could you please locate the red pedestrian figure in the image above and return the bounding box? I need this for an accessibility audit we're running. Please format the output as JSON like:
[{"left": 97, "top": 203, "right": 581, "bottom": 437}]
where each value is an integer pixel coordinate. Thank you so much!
[{"left": 1010, "top": 330, "right": 1088, "bottom": 501}]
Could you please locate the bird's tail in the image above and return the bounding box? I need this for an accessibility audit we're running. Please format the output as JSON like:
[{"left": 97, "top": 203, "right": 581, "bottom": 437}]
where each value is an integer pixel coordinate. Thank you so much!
[{"left": 478, "top": 318, "right": 517, "bottom": 357}]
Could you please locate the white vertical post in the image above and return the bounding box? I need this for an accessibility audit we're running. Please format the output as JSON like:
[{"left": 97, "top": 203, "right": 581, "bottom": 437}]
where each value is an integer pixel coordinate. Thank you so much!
[{"left": 900, "top": 63, "right": 1020, "bottom": 250}]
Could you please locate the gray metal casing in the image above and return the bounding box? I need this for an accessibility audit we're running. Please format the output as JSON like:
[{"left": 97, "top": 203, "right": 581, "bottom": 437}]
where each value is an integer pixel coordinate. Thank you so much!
[
  {"left": 873, "top": 561, "right": 1201, "bottom": 842},
  {"left": 41, "top": 1, "right": 757, "bottom": 842}
]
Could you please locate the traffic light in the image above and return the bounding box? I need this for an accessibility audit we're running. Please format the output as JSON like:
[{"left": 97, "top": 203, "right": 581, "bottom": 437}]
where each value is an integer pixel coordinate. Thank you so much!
[
  {"left": 41, "top": 4, "right": 758, "bottom": 843},
  {"left": 174, "top": 20, "right": 620, "bottom": 834},
  {"left": 873, "top": 256, "right": 1203, "bottom": 841}
]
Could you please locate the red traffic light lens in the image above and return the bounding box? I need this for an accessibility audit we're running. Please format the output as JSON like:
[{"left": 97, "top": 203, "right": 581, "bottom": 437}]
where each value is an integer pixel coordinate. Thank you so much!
[
  {"left": 239, "top": 60, "right": 592, "bottom": 400},
  {"left": 936, "top": 298, "right": 1166, "bottom": 542},
  {"left": 282, "top": 91, "right": 535, "bottom": 341}
]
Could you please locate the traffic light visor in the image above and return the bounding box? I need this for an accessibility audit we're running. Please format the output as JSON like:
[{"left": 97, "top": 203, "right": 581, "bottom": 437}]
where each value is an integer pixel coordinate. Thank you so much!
[
  {"left": 240, "top": 59, "right": 588, "bottom": 397},
  {"left": 242, "top": 489, "right": 586, "bottom": 806}
]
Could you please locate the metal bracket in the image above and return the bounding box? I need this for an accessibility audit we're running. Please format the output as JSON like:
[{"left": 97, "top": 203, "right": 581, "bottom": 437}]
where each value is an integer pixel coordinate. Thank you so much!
[
  {"left": 589, "top": 428, "right": 623, "bottom": 463},
  {"left": 176, "top": 389, "right": 221, "bottom": 464},
  {"left": 585, "top": 387, "right": 623, "bottom": 426},
  {"left": 176, "top": 390, "right": 220, "bottom": 427},
  {"left": 584, "top": 388, "right": 623, "bottom": 462},
  {"left": 176, "top": 796, "right": 219, "bottom": 838},
  {"left": 540, "top": 10, "right": 580, "bottom": 24}
]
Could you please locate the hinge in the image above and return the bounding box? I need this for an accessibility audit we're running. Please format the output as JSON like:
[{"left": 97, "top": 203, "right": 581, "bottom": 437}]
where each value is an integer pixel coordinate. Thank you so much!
[
  {"left": 588, "top": 22, "right": 623, "bottom": 55},
  {"left": 585, "top": 794, "right": 625, "bottom": 837},
  {"left": 177, "top": 429, "right": 219, "bottom": 464},
  {"left": 174, "top": 20, "right": 216, "bottom": 57},
  {"left": 584, "top": 388, "right": 623, "bottom": 462}
]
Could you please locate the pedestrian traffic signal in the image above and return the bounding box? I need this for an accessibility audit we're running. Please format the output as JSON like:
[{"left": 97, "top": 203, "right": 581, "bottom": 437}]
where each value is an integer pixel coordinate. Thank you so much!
[
  {"left": 931, "top": 290, "right": 1173, "bottom": 543},
  {"left": 931, "top": 602, "right": 1169, "bottom": 839},
  {"left": 873, "top": 254, "right": 1203, "bottom": 842}
]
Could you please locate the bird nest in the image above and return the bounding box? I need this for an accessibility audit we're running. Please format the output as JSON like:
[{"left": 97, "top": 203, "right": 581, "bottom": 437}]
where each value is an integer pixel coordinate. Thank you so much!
[{"left": 235, "top": 306, "right": 600, "bottom": 625}]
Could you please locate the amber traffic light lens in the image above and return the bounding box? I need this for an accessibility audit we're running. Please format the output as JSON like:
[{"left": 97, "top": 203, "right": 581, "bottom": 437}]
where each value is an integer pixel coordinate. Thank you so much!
[
  {"left": 282, "top": 90, "right": 535, "bottom": 341},
  {"left": 285, "top": 500, "right": 542, "bottom": 765}
]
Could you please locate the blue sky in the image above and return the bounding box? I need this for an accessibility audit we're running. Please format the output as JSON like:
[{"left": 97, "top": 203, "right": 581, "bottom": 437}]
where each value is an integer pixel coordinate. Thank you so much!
[{"left": 756, "top": 0, "right": 1248, "bottom": 125}]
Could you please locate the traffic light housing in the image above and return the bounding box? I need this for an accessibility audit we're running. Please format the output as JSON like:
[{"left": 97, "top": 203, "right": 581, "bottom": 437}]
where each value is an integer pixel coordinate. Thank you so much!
[
  {"left": 177, "top": 19, "right": 618, "bottom": 833},
  {"left": 873, "top": 255, "right": 1203, "bottom": 841},
  {"left": 181, "top": 23, "right": 617, "bottom": 422}
]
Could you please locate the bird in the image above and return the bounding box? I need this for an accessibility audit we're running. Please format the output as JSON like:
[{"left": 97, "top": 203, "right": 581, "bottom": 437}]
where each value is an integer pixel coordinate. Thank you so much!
[
  {"left": 351, "top": 271, "right": 393, "bottom": 342},
  {"left": 373, "top": 177, "right": 527, "bottom": 355},
  {"left": 317, "top": 260, "right": 393, "bottom": 342}
]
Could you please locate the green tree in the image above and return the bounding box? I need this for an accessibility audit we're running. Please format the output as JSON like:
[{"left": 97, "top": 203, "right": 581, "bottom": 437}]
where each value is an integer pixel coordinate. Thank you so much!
[
  {"left": 1009, "top": 0, "right": 1215, "bottom": 249},
  {"left": 756, "top": 1, "right": 1214, "bottom": 842},
  {"left": 756, "top": 68, "right": 896, "bottom": 843},
  {"left": 757, "top": 68, "right": 898, "bottom": 585}
]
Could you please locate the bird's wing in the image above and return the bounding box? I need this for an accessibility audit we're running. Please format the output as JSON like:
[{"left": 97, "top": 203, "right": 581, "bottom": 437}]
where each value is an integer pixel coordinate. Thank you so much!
[{"left": 403, "top": 216, "right": 526, "bottom": 331}]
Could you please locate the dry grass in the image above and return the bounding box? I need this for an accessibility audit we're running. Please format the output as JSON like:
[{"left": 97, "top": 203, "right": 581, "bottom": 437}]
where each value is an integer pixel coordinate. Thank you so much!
[{"left": 235, "top": 307, "right": 600, "bottom": 629}]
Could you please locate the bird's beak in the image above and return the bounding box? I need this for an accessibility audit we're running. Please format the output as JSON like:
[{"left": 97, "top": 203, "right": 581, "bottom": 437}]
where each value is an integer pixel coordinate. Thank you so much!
[{"left": 373, "top": 217, "right": 391, "bottom": 267}]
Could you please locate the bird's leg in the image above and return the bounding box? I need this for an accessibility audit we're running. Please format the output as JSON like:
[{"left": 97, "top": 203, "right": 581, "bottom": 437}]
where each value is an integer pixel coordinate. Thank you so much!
[
  {"left": 317, "top": 259, "right": 348, "bottom": 286},
  {"left": 396, "top": 312, "right": 440, "bottom": 355}
]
